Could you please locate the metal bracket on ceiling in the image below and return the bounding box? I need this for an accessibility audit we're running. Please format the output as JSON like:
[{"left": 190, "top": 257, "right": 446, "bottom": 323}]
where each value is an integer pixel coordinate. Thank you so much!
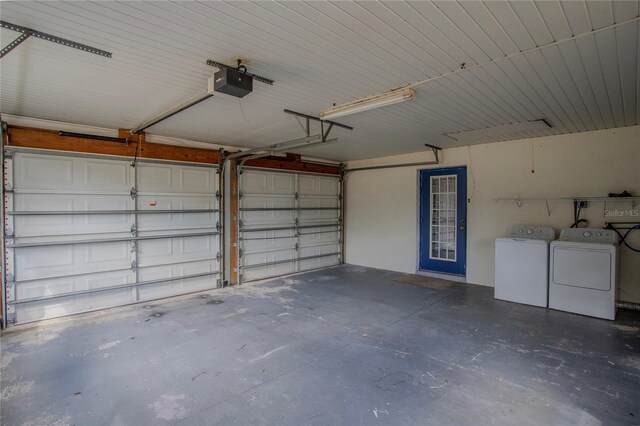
[
  {"left": 1, "top": 32, "right": 31, "bottom": 59},
  {"left": 283, "top": 109, "right": 353, "bottom": 142},
  {"left": 206, "top": 59, "right": 274, "bottom": 86},
  {"left": 0, "top": 20, "right": 112, "bottom": 59},
  {"left": 129, "top": 93, "right": 213, "bottom": 134},
  {"left": 425, "top": 143, "right": 441, "bottom": 163}
]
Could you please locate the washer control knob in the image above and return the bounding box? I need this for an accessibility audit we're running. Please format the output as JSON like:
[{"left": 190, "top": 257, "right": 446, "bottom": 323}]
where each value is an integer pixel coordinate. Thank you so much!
[
  {"left": 583, "top": 231, "right": 592, "bottom": 238},
  {"left": 596, "top": 232, "right": 602, "bottom": 237},
  {"left": 527, "top": 228, "right": 534, "bottom": 234}
]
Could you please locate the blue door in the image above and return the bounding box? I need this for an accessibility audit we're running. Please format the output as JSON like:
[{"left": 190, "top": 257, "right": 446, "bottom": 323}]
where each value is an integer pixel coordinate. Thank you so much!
[{"left": 419, "top": 167, "right": 467, "bottom": 275}]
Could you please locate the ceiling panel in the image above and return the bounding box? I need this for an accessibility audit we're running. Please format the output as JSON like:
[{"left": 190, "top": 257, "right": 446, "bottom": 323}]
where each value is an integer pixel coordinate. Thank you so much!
[{"left": 0, "top": 0, "right": 638, "bottom": 162}]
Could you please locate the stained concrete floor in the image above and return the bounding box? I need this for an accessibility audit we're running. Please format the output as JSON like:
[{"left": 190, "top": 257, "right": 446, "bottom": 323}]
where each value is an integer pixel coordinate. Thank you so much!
[{"left": 1, "top": 265, "right": 639, "bottom": 426}]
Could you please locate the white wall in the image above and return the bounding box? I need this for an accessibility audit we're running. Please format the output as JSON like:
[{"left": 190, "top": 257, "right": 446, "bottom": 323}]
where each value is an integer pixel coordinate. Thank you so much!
[{"left": 345, "top": 126, "right": 640, "bottom": 303}]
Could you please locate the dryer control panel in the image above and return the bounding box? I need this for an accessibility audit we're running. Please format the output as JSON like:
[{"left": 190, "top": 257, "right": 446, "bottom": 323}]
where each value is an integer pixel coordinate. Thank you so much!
[{"left": 558, "top": 228, "right": 618, "bottom": 244}]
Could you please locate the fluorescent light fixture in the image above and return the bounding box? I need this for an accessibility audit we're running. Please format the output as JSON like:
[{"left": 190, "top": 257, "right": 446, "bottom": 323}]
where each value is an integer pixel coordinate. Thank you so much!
[
  {"left": 319, "top": 87, "right": 415, "bottom": 120},
  {"left": 444, "top": 119, "right": 551, "bottom": 142}
]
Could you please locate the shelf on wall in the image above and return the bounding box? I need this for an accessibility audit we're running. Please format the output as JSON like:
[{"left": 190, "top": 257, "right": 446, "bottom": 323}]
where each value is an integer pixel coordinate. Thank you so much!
[
  {"left": 493, "top": 196, "right": 639, "bottom": 216},
  {"left": 560, "top": 196, "right": 640, "bottom": 202}
]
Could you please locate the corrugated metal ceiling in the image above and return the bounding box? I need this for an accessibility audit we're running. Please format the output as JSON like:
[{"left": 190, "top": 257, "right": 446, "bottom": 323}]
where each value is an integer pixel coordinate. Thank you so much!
[{"left": 0, "top": 1, "right": 638, "bottom": 161}]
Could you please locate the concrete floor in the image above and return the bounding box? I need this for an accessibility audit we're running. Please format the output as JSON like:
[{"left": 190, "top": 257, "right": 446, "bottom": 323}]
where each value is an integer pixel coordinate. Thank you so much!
[{"left": 1, "top": 265, "right": 639, "bottom": 426}]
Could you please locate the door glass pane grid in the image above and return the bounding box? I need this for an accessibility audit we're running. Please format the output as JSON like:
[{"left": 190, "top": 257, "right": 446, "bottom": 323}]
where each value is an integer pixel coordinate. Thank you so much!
[{"left": 429, "top": 175, "right": 456, "bottom": 262}]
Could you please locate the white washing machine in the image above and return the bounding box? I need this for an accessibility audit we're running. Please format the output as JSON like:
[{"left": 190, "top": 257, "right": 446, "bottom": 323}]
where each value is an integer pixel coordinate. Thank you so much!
[
  {"left": 494, "top": 225, "right": 556, "bottom": 307},
  {"left": 549, "top": 228, "right": 619, "bottom": 320}
]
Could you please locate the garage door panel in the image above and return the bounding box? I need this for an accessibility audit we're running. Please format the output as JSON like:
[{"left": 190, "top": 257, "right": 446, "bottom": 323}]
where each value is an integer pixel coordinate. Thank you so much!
[
  {"left": 243, "top": 212, "right": 295, "bottom": 226},
  {"left": 15, "top": 155, "right": 131, "bottom": 191},
  {"left": 239, "top": 169, "right": 341, "bottom": 283},
  {"left": 242, "top": 195, "right": 295, "bottom": 208},
  {"left": 137, "top": 234, "right": 217, "bottom": 265},
  {"left": 16, "top": 242, "right": 132, "bottom": 281},
  {"left": 298, "top": 211, "right": 339, "bottom": 222},
  {"left": 298, "top": 175, "right": 339, "bottom": 196},
  {"left": 15, "top": 287, "right": 134, "bottom": 324},
  {"left": 16, "top": 270, "right": 133, "bottom": 300},
  {"left": 298, "top": 229, "right": 340, "bottom": 246},
  {"left": 179, "top": 167, "right": 217, "bottom": 193},
  {"left": 14, "top": 193, "right": 131, "bottom": 212},
  {"left": 137, "top": 261, "right": 217, "bottom": 300},
  {"left": 137, "top": 163, "right": 216, "bottom": 194},
  {"left": 241, "top": 195, "right": 295, "bottom": 225},
  {"left": 5, "top": 152, "right": 220, "bottom": 325},
  {"left": 242, "top": 170, "right": 295, "bottom": 195},
  {"left": 299, "top": 243, "right": 341, "bottom": 271},
  {"left": 14, "top": 214, "right": 131, "bottom": 237},
  {"left": 82, "top": 160, "right": 131, "bottom": 190},
  {"left": 242, "top": 249, "right": 297, "bottom": 282},
  {"left": 242, "top": 229, "right": 297, "bottom": 252},
  {"left": 137, "top": 195, "right": 217, "bottom": 231},
  {"left": 298, "top": 197, "right": 339, "bottom": 208},
  {"left": 16, "top": 156, "right": 73, "bottom": 189},
  {"left": 138, "top": 164, "right": 172, "bottom": 191},
  {"left": 299, "top": 254, "right": 341, "bottom": 271}
]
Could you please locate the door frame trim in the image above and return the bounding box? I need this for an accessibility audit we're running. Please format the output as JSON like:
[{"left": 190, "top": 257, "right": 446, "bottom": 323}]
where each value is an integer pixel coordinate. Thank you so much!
[{"left": 415, "top": 165, "right": 468, "bottom": 277}]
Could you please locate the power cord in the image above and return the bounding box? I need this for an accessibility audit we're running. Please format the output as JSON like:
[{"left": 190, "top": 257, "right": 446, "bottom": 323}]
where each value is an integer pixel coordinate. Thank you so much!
[
  {"left": 606, "top": 223, "right": 640, "bottom": 253},
  {"left": 570, "top": 204, "right": 589, "bottom": 228}
]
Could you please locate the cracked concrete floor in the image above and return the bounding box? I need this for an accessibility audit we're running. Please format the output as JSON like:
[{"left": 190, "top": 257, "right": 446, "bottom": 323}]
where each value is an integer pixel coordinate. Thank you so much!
[{"left": 1, "top": 265, "right": 639, "bottom": 425}]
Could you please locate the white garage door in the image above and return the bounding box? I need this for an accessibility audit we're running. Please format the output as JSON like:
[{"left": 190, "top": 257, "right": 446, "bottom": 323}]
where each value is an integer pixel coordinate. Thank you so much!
[
  {"left": 4, "top": 151, "right": 220, "bottom": 324},
  {"left": 238, "top": 168, "right": 341, "bottom": 283}
]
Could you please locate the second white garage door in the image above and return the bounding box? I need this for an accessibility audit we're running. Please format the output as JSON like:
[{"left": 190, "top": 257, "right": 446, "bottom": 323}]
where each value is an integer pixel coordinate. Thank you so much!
[{"left": 238, "top": 168, "right": 341, "bottom": 282}]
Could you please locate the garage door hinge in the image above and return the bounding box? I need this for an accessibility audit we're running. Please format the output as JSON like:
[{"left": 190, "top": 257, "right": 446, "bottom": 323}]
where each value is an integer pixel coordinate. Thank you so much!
[
  {"left": 130, "top": 224, "right": 137, "bottom": 235},
  {"left": 216, "top": 252, "right": 221, "bottom": 262},
  {"left": 216, "top": 190, "right": 221, "bottom": 199},
  {"left": 4, "top": 229, "right": 14, "bottom": 239},
  {"left": 216, "top": 221, "right": 221, "bottom": 232},
  {"left": 295, "top": 243, "right": 299, "bottom": 251},
  {"left": 338, "top": 194, "right": 343, "bottom": 201},
  {"left": 5, "top": 273, "right": 14, "bottom": 286},
  {"left": 239, "top": 249, "right": 243, "bottom": 258},
  {"left": 4, "top": 186, "right": 13, "bottom": 194},
  {"left": 130, "top": 187, "right": 137, "bottom": 199},
  {"left": 238, "top": 191, "right": 243, "bottom": 199},
  {"left": 131, "top": 241, "right": 137, "bottom": 251},
  {"left": 131, "top": 260, "right": 137, "bottom": 271},
  {"left": 295, "top": 192, "right": 299, "bottom": 200},
  {"left": 238, "top": 219, "right": 243, "bottom": 228}
]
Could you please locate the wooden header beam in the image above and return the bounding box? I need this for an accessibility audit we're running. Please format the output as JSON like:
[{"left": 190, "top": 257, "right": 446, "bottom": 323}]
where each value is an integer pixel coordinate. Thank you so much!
[
  {"left": 243, "top": 155, "right": 340, "bottom": 175},
  {"left": 5, "top": 126, "right": 221, "bottom": 165},
  {"left": 5, "top": 126, "right": 340, "bottom": 174}
]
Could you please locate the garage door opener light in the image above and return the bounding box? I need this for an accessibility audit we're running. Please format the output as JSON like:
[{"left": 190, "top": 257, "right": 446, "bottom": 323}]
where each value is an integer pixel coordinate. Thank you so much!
[{"left": 319, "top": 87, "right": 415, "bottom": 120}]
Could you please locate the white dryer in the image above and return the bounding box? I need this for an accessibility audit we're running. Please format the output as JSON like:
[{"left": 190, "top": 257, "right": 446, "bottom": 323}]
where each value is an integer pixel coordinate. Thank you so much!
[
  {"left": 495, "top": 225, "right": 556, "bottom": 307},
  {"left": 549, "top": 228, "right": 619, "bottom": 320}
]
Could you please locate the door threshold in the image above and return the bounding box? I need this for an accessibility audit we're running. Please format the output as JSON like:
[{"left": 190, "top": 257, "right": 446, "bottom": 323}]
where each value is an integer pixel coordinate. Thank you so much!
[{"left": 416, "top": 270, "right": 467, "bottom": 283}]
